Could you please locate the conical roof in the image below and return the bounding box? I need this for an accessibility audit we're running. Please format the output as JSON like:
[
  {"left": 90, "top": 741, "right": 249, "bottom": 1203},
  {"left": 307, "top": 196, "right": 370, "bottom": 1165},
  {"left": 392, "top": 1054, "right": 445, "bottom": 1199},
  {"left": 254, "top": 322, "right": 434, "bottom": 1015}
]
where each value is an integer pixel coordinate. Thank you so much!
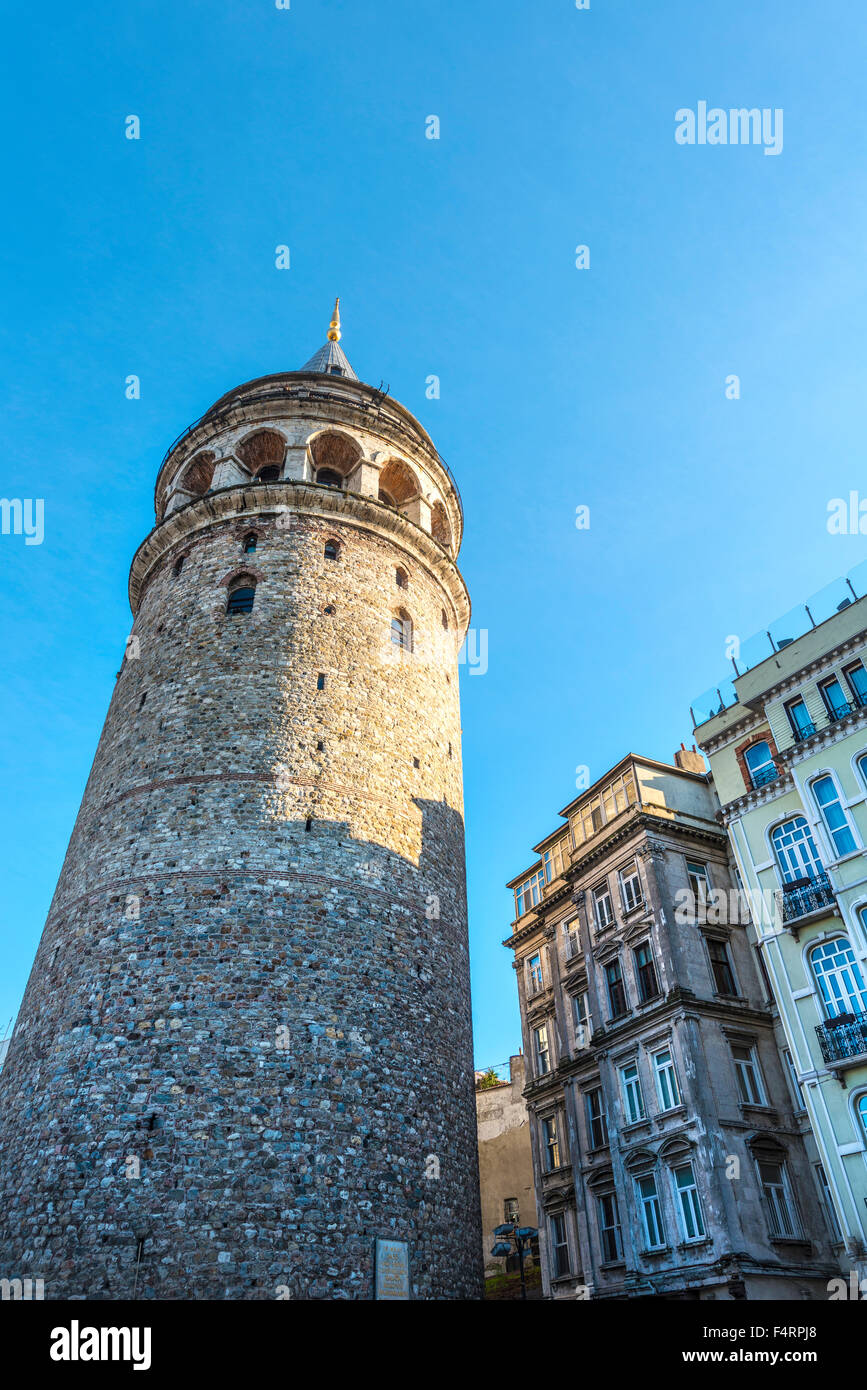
[
  {"left": 299, "top": 338, "right": 357, "bottom": 380},
  {"left": 299, "top": 297, "right": 358, "bottom": 380}
]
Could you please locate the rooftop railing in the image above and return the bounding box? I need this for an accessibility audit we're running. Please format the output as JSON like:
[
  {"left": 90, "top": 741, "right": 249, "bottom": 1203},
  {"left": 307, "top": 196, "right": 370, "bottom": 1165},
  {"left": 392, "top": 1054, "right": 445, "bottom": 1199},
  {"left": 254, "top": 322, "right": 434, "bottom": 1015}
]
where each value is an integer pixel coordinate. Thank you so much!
[{"left": 691, "top": 560, "right": 867, "bottom": 727}]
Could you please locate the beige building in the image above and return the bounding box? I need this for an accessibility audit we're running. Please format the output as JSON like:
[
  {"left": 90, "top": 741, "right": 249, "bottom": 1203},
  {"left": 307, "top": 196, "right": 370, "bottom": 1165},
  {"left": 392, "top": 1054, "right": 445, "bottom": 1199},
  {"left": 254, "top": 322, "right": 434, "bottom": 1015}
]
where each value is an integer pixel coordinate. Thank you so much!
[
  {"left": 692, "top": 566, "right": 867, "bottom": 1282},
  {"left": 505, "top": 752, "right": 839, "bottom": 1300},
  {"left": 476, "top": 1054, "right": 538, "bottom": 1277}
]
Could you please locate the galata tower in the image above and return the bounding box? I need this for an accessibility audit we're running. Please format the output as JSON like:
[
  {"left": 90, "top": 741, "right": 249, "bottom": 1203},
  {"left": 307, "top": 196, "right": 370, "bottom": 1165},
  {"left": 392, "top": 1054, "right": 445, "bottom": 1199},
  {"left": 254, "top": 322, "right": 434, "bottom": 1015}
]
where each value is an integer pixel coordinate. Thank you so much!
[{"left": 0, "top": 304, "right": 482, "bottom": 1301}]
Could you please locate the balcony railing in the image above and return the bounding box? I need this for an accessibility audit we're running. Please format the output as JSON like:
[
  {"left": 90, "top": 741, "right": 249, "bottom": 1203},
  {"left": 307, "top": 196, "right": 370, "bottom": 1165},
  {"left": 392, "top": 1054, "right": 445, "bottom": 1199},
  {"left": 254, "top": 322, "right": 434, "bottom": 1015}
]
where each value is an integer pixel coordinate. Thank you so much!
[
  {"left": 816, "top": 1011, "right": 867, "bottom": 1065},
  {"left": 751, "top": 764, "right": 779, "bottom": 789},
  {"left": 777, "top": 874, "right": 836, "bottom": 923},
  {"left": 791, "top": 722, "right": 817, "bottom": 742}
]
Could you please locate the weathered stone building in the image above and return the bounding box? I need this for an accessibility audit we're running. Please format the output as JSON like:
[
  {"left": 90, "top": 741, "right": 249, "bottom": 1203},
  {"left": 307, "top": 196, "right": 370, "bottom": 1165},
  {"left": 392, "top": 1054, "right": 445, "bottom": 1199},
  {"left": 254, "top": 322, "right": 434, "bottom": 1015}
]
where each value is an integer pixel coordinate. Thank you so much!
[
  {"left": 475, "top": 1054, "right": 538, "bottom": 1277},
  {"left": 0, "top": 306, "right": 482, "bottom": 1300},
  {"left": 505, "top": 751, "right": 840, "bottom": 1300}
]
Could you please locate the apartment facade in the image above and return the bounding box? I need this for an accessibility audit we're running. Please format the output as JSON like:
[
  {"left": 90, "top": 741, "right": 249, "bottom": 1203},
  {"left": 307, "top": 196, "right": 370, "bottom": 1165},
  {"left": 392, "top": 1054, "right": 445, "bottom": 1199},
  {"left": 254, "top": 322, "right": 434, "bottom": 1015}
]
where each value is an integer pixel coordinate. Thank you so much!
[
  {"left": 693, "top": 577, "right": 867, "bottom": 1282},
  {"left": 505, "top": 753, "right": 839, "bottom": 1300},
  {"left": 476, "top": 1054, "right": 539, "bottom": 1278}
]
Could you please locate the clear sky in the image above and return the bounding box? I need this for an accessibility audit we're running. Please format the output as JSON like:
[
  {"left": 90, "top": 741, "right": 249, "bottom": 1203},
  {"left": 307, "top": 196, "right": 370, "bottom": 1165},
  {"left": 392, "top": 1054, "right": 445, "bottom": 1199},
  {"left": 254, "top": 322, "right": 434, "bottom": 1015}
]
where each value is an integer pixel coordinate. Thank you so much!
[{"left": 2, "top": 0, "right": 867, "bottom": 1069}]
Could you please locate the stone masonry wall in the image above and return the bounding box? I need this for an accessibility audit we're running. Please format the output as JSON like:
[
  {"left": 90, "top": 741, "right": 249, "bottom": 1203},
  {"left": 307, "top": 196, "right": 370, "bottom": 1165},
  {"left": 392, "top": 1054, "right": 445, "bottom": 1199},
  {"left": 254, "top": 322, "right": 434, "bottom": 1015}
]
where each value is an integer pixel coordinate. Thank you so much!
[{"left": 0, "top": 469, "right": 482, "bottom": 1299}]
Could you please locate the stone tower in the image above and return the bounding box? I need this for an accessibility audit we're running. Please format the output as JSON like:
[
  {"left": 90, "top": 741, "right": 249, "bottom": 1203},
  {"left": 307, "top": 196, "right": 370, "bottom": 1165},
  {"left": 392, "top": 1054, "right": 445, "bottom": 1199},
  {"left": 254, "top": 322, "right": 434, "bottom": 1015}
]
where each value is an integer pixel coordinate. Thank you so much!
[{"left": 0, "top": 305, "right": 482, "bottom": 1301}]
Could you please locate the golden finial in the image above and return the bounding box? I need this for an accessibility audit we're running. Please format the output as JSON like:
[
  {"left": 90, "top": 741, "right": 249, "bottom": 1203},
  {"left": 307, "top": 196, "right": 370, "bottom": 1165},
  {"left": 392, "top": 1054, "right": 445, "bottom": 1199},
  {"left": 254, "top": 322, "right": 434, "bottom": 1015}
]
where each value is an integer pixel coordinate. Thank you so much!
[{"left": 327, "top": 297, "right": 341, "bottom": 342}]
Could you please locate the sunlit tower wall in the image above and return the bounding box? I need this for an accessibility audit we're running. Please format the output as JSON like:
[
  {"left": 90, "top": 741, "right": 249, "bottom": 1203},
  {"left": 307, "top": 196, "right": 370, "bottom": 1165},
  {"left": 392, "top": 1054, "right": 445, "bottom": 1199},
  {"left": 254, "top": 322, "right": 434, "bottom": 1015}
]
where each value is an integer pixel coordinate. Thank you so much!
[{"left": 0, "top": 309, "right": 482, "bottom": 1300}]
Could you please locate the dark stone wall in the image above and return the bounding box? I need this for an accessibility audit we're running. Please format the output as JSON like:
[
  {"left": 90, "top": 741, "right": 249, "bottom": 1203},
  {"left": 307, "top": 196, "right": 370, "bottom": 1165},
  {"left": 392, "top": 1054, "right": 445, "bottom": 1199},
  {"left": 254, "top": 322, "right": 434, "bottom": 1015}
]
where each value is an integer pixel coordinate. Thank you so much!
[{"left": 0, "top": 497, "right": 482, "bottom": 1300}]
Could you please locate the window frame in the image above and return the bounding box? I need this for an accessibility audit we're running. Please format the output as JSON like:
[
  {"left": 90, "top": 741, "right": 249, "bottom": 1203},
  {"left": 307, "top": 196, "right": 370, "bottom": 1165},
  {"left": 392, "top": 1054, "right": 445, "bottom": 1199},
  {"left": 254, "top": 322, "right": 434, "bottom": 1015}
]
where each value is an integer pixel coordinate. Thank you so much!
[
  {"left": 731, "top": 1043, "right": 767, "bottom": 1106},
  {"left": 620, "top": 1061, "right": 646, "bottom": 1125},
  {"left": 549, "top": 1212, "right": 570, "bottom": 1278},
  {"left": 757, "top": 1158, "right": 799, "bottom": 1239},
  {"left": 811, "top": 774, "right": 858, "bottom": 859},
  {"left": 596, "top": 1191, "right": 623, "bottom": 1264},
  {"left": 585, "top": 1086, "right": 608, "bottom": 1150},
  {"left": 605, "top": 958, "right": 628, "bottom": 1019},
  {"left": 636, "top": 1172, "right": 666, "bottom": 1251},
  {"left": 672, "top": 1161, "right": 706, "bottom": 1242},
  {"left": 527, "top": 952, "right": 544, "bottom": 994},
  {"left": 652, "top": 1047, "right": 681, "bottom": 1111},
  {"left": 634, "top": 941, "right": 659, "bottom": 1002},
  {"left": 809, "top": 936, "right": 867, "bottom": 1018},
  {"left": 619, "top": 862, "right": 643, "bottom": 914},
  {"left": 533, "top": 1023, "right": 551, "bottom": 1077},
  {"left": 542, "top": 1114, "right": 561, "bottom": 1171},
  {"left": 707, "top": 936, "right": 738, "bottom": 996}
]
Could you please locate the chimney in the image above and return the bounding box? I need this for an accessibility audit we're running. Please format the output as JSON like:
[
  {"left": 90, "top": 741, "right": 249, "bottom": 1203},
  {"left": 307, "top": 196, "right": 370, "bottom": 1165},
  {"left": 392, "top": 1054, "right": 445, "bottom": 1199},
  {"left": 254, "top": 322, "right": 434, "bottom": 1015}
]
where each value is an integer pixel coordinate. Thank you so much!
[{"left": 674, "top": 742, "right": 706, "bottom": 775}]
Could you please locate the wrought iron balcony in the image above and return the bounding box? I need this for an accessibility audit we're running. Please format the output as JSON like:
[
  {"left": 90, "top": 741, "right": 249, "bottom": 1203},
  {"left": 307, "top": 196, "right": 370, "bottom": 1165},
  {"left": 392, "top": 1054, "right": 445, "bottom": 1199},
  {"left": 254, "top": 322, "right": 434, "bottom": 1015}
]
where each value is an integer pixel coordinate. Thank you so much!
[
  {"left": 791, "top": 721, "right": 817, "bottom": 742},
  {"left": 751, "top": 764, "right": 779, "bottom": 789},
  {"left": 827, "top": 701, "right": 855, "bottom": 722},
  {"left": 816, "top": 1011, "right": 867, "bottom": 1065},
  {"left": 778, "top": 874, "right": 836, "bottom": 923}
]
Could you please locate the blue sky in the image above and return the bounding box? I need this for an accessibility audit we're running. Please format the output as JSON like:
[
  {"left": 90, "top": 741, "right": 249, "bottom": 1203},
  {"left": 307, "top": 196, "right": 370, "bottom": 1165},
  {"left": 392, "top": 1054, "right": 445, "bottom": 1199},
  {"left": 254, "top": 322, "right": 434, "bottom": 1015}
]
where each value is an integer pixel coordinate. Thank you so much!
[{"left": 2, "top": 0, "right": 867, "bottom": 1068}]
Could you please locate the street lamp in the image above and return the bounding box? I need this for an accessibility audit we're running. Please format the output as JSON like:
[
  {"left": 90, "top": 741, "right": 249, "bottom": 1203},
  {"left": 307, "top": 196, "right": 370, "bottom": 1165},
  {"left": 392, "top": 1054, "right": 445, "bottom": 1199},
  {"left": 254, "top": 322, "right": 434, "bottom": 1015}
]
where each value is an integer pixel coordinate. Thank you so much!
[{"left": 491, "top": 1222, "right": 538, "bottom": 1300}]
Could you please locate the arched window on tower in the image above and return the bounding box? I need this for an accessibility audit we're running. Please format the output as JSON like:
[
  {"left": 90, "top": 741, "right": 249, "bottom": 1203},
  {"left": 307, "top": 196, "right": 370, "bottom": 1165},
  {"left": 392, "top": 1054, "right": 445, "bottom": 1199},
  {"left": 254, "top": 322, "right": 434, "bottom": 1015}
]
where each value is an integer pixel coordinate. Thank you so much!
[
  {"left": 256, "top": 466, "right": 281, "bottom": 483},
  {"left": 227, "top": 580, "right": 256, "bottom": 616},
  {"left": 395, "top": 566, "right": 409, "bottom": 590},
  {"left": 324, "top": 539, "right": 340, "bottom": 561},
  {"left": 317, "top": 469, "right": 343, "bottom": 488},
  {"left": 391, "top": 610, "right": 413, "bottom": 653},
  {"left": 242, "top": 533, "right": 258, "bottom": 555}
]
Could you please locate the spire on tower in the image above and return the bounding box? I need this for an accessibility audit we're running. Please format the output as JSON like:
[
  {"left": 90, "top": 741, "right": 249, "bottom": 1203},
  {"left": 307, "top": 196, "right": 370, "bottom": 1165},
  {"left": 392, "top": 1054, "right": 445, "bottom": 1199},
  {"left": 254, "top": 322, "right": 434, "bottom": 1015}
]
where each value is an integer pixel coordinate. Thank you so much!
[{"left": 299, "top": 297, "right": 358, "bottom": 380}]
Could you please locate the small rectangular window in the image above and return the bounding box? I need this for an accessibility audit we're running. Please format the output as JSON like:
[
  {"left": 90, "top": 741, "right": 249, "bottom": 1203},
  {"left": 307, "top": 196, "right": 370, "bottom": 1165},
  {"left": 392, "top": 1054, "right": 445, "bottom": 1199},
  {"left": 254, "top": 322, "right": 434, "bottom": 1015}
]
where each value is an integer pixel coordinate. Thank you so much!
[
  {"left": 708, "top": 938, "right": 737, "bottom": 996},
  {"left": 316, "top": 673, "right": 326, "bottom": 690},
  {"left": 620, "top": 1062, "right": 645, "bottom": 1124},
  {"left": 542, "top": 1115, "right": 560, "bottom": 1171},
  {"left": 637, "top": 1174, "right": 666, "bottom": 1250},
  {"left": 605, "top": 959, "right": 628, "bottom": 1019},
  {"left": 815, "top": 1164, "right": 842, "bottom": 1242},
  {"left": 653, "top": 1048, "right": 681, "bottom": 1110},
  {"left": 619, "top": 864, "right": 643, "bottom": 913},
  {"left": 585, "top": 1087, "right": 608, "bottom": 1149},
  {"left": 843, "top": 661, "right": 867, "bottom": 707},
  {"left": 572, "top": 992, "right": 591, "bottom": 1049},
  {"left": 549, "top": 1212, "right": 570, "bottom": 1278},
  {"left": 758, "top": 1160, "right": 798, "bottom": 1238},
  {"left": 818, "top": 675, "right": 850, "bottom": 721},
  {"left": 597, "top": 1191, "right": 622, "bottom": 1263},
  {"left": 527, "top": 953, "right": 544, "bottom": 994},
  {"left": 812, "top": 776, "right": 857, "bottom": 858},
  {"left": 785, "top": 696, "right": 815, "bottom": 740},
  {"left": 634, "top": 942, "right": 659, "bottom": 1002},
  {"left": 534, "top": 1024, "right": 551, "bottom": 1077},
  {"left": 673, "top": 1162, "right": 705, "bottom": 1241},
  {"left": 593, "top": 883, "right": 615, "bottom": 930},
  {"left": 732, "top": 1044, "right": 766, "bottom": 1106}
]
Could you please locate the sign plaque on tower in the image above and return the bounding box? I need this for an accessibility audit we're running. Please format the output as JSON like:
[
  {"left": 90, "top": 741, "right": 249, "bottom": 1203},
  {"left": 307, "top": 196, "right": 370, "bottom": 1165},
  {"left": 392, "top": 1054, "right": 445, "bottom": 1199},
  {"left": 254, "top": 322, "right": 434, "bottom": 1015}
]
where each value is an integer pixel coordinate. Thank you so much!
[{"left": 374, "top": 1239, "right": 410, "bottom": 1301}]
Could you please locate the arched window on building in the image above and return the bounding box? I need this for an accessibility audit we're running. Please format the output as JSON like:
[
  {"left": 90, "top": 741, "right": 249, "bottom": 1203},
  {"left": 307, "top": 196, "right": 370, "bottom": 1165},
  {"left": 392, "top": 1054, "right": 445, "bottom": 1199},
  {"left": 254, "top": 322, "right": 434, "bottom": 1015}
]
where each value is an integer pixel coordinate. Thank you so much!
[
  {"left": 256, "top": 466, "right": 281, "bottom": 483},
  {"left": 242, "top": 533, "right": 258, "bottom": 554},
  {"left": 771, "top": 816, "right": 824, "bottom": 883},
  {"left": 857, "top": 1093, "right": 867, "bottom": 1142},
  {"left": 395, "top": 566, "right": 409, "bottom": 590},
  {"left": 317, "top": 469, "right": 343, "bottom": 488},
  {"left": 809, "top": 938, "right": 867, "bottom": 1018},
  {"left": 324, "top": 539, "right": 340, "bottom": 561},
  {"left": 391, "top": 611, "right": 413, "bottom": 652}
]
